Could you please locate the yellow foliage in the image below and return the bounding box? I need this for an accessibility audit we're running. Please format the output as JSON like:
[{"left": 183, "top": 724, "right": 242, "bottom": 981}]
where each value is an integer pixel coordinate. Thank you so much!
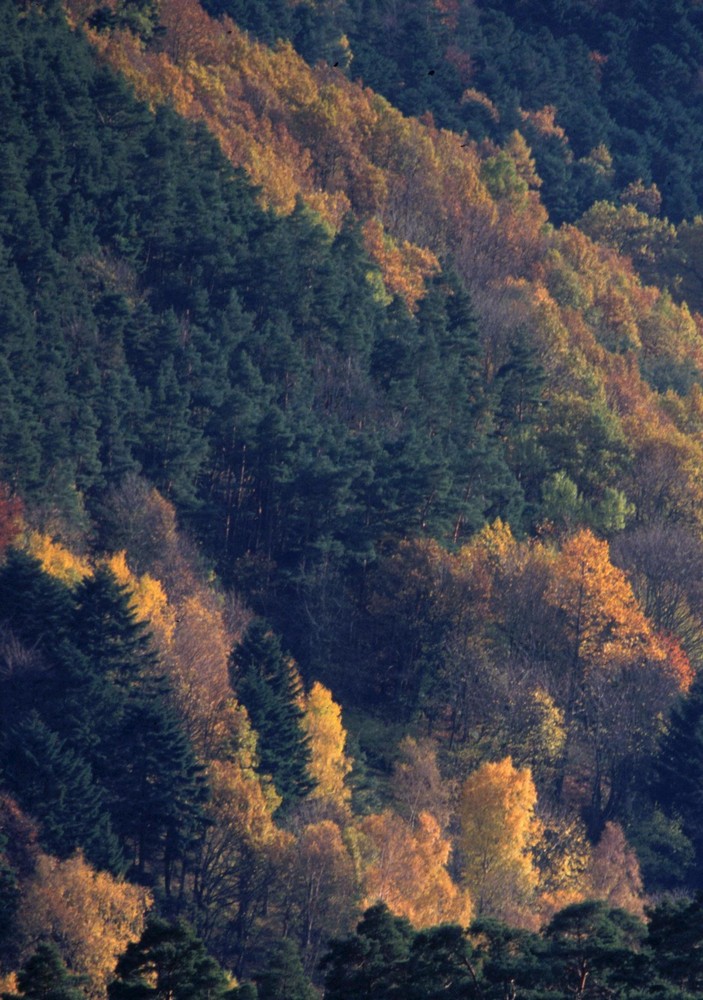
[
  {"left": 459, "top": 757, "right": 541, "bottom": 922},
  {"left": 281, "top": 820, "right": 357, "bottom": 952},
  {"left": 168, "top": 592, "right": 237, "bottom": 759},
  {"left": 517, "top": 689, "right": 566, "bottom": 777},
  {"left": 193, "top": 760, "right": 287, "bottom": 939},
  {"left": 17, "top": 851, "right": 151, "bottom": 999},
  {"left": 359, "top": 809, "right": 472, "bottom": 928},
  {"left": 302, "top": 682, "right": 353, "bottom": 806},
  {"left": 26, "top": 532, "right": 91, "bottom": 587},
  {"left": 105, "top": 551, "right": 176, "bottom": 646},
  {"left": 392, "top": 736, "right": 452, "bottom": 832},
  {"left": 207, "top": 758, "right": 281, "bottom": 843},
  {"left": 535, "top": 811, "right": 591, "bottom": 922}
]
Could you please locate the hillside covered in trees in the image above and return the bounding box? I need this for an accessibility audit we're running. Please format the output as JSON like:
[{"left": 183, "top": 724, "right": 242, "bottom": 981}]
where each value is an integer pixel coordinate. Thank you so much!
[{"left": 6, "top": 0, "right": 703, "bottom": 996}]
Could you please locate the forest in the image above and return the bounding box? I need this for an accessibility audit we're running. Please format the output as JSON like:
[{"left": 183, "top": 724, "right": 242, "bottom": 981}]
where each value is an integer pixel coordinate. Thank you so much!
[{"left": 5, "top": 0, "right": 703, "bottom": 996}]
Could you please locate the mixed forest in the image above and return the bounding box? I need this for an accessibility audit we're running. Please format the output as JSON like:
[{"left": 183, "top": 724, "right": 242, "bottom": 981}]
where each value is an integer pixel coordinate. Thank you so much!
[{"left": 7, "top": 0, "right": 703, "bottom": 995}]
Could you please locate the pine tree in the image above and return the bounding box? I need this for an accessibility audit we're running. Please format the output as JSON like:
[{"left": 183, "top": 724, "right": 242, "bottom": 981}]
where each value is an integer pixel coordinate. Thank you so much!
[
  {"left": 108, "top": 919, "right": 231, "bottom": 1000},
  {"left": 254, "top": 940, "right": 316, "bottom": 1000},
  {"left": 321, "top": 903, "right": 414, "bottom": 1000}
]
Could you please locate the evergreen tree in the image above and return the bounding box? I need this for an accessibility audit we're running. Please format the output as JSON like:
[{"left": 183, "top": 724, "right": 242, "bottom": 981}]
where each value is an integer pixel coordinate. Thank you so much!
[
  {"left": 655, "top": 679, "right": 703, "bottom": 879},
  {"left": 0, "top": 550, "right": 72, "bottom": 651},
  {"left": 1, "top": 711, "right": 119, "bottom": 870},
  {"left": 0, "top": 831, "right": 19, "bottom": 971},
  {"left": 71, "top": 566, "right": 158, "bottom": 682},
  {"left": 109, "top": 687, "right": 208, "bottom": 890},
  {"left": 254, "top": 940, "right": 316, "bottom": 1000},
  {"left": 229, "top": 620, "right": 314, "bottom": 809},
  {"left": 321, "top": 903, "right": 414, "bottom": 1000},
  {"left": 543, "top": 901, "right": 647, "bottom": 999},
  {"left": 1, "top": 943, "right": 85, "bottom": 1000},
  {"left": 647, "top": 894, "right": 703, "bottom": 994},
  {"left": 108, "top": 918, "right": 231, "bottom": 1000}
]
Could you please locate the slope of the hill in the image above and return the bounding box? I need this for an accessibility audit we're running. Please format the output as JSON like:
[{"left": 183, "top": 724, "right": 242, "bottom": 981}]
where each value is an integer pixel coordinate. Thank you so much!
[
  {"left": 0, "top": 0, "right": 527, "bottom": 635},
  {"left": 7, "top": 2, "right": 703, "bottom": 995},
  {"left": 70, "top": 0, "right": 703, "bottom": 561},
  {"left": 195, "top": 0, "right": 703, "bottom": 226}
]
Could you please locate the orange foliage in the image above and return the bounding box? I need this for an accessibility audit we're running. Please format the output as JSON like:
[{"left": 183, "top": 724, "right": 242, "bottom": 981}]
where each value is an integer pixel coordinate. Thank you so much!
[
  {"left": 362, "top": 219, "right": 439, "bottom": 306},
  {"left": 546, "top": 529, "right": 665, "bottom": 676},
  {"left": 281, "top": 820, "right": 357, "bottom": 964},
  {"left": 359, "top": 810, "right": 472, "bottom": 928},
  {"left": 71, "top": 0, "right": 546, "bottom": 304},
  {"left": 520, "top": 105, "right": 566, "bottom": 140},
  {"left": 585, "top": 822, "right": 645, "bottom": 919},
  {"left": 657, "top": 630, "right": 694, "bottom": 692}
]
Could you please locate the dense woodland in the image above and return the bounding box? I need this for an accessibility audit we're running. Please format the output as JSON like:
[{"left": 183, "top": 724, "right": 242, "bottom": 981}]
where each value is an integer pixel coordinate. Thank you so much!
[{"left": 6, "top": 0, "right": 703, "bottom": 996}]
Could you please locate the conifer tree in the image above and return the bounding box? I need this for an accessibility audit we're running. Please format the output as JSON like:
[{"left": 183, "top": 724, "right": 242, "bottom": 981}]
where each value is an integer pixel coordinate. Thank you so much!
[
  {"left": 655, "top": 679, "right": 703, "bottom": 875},
  {"left": 2, "top": 711, "right": 121, "bottom": 872},
  {"left": 229, "top": 620, "right": 314, "bottom": 809},
  {"left": 254, "top": 940, "right": 316, "bottom": 1000},
  {"left": 0, "top": 550, "right": 72, "bottom": 651},
  {"left": 1, "top": 942, "right": 85, "bottom": 1000},
  {"left": 108, "top": 918, "right": 231, "bottom": 1000}
]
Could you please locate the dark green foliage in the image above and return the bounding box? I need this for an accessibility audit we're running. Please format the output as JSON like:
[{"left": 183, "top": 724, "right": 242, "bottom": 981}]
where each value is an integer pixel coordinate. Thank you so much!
[
  {"left": 321, "top": 903, "right": 414, "bottom": 1000},
  {"left": 654, "top": 679, "right": 703, "bottom": 876},
  {"left": 469, "top": 918, "right": 546, "bottom": 1000},
  {"left": 0, "top": 557, "right": 206, "bottom": 886},
  {"left": 108, "top": 918, "right": 231, "bottom": 1000},
  {"left": 71, "top": 566, "right": 158, "bottom": 682},
  {"left": 0, "top": 551, "right": 73, "bottom": 652},
  {"left": 229, "top": 620, "right": 314, "bottom": 808},
  {"left": 253, "top": 940, "right": 316, "bottom": 1000},
  {"left": 1, "top": 943, "right": 86, "bottom": 1000},
  {"left": 543, "top": 900, "right": 648, "bottom": 997},
  {"left": 646, "top": 895, "right": 703, "bottom": 995},
  {"left": 405, "top": 925, "right": 479, "bottom": 1000},
  {"left": 322, "top": 902, "right": 668, "bottom": 999},
  {"left": 0, "top": 0, "right": 530, "bottom": 692},
  {"left": 108, "top": 688, "right": 208, "bottom": 889},
  {"left": 0, "top": 831, "right": 19, "bottom": 971},
  {"left": 2, "top": 711, "right": 116, "bottom": 868}
]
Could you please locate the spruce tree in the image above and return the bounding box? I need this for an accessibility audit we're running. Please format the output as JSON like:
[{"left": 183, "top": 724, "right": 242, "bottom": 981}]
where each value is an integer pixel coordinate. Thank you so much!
[
  {"left": 2, "top": 710, "right": 120, "bottom": 870},
  {"left": 0, "top": 550, "right": 73, "bottom": 651},
  {"left": 109, "top": 687, "right": 208, "bottom": 890},
  {"left": 229, "top": 620, "right": 314, "bottom": 809}
]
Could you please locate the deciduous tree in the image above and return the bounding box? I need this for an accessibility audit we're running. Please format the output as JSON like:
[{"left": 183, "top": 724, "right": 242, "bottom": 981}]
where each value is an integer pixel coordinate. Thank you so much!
[{"left": 458, "top": 758, "right": 540, "bottom": 923}]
